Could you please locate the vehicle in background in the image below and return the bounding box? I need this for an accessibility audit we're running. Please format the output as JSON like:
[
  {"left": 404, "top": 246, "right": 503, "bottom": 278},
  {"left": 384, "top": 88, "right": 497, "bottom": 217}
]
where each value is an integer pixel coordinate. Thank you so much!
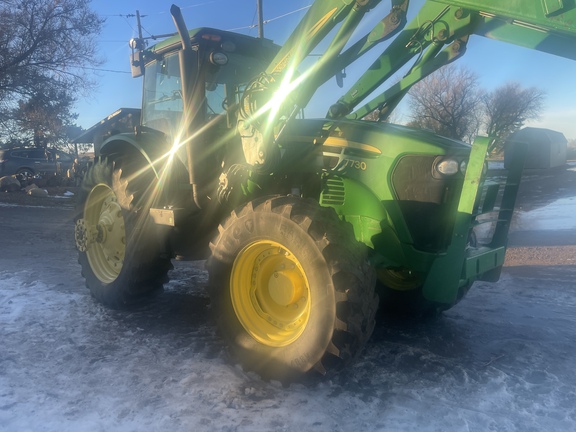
[{"left": 0, "top": 147, "right": 75, "bottom": 183}]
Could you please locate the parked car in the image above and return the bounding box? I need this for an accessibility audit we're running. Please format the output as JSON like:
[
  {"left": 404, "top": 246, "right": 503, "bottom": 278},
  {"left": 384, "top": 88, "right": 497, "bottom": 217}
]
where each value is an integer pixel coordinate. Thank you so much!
[{"left": 0, "top": 147, "right": 75, "bottom": 180}]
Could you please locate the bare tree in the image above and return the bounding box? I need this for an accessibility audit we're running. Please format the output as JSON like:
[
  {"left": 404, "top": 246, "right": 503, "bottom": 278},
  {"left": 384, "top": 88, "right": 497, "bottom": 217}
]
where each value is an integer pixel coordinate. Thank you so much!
[
  {"left": 482, "top": 82, "right": 545, "bottom": 154},
  {"left": 363, "top": 107, "right": 402, "bottom": 124},
  {"left": 0, "top": 0, "right": 103, "bottom": 145},
  {"left": 16, "top": 89, "right": 77, "bottom": 147},
  {"left": 407, "top": 65, "right": 483, "bottom": 142}
]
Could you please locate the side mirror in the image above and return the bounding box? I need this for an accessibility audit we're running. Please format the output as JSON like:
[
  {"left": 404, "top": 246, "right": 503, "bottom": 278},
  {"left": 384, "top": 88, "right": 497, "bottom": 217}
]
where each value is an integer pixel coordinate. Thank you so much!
[{"left": 130, "top": 38, "right": 145, "bottom": 78}]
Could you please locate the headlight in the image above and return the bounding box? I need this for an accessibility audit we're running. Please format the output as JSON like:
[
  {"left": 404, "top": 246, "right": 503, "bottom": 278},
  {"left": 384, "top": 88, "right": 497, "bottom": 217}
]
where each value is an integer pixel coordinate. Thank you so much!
[{"left": 435, "top": 158, "right": 459, "bottom": 176}]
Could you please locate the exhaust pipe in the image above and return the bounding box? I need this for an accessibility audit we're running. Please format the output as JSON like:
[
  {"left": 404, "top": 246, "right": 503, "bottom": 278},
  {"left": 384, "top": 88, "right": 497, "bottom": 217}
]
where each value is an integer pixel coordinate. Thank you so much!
[{"left": 170, "top": 4, "right": 207, "bottom": 209}]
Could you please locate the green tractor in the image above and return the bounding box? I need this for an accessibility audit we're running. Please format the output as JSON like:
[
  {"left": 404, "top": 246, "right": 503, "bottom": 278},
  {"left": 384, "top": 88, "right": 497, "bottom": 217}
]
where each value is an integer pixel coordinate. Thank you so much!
[{"left": 74, "top": 0, "right": 576, "bottom": 380}]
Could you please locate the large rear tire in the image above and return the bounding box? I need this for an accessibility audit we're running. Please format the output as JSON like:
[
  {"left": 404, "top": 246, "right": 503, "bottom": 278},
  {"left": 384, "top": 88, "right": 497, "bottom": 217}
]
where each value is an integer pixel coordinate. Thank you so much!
[
  {"left": 207, "top": 196, "right": 378, "bottom": 380},
  {"left": 75, "top": 158, "right": 171, "bottom": 308}
]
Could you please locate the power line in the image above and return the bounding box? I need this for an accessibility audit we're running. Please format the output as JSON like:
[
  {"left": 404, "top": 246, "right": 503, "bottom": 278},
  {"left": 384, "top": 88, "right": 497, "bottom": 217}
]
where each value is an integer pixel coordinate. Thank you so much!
[
  {"left": 265, "top": 5, "right": 312, "bottom": 24},
  {"left": 81, "top": 66, "right": 130, "bottom": 74},
  {"left": 227, "top": 4, "right": 311, "bottom": 32},
  {"left": 101, "top": 13, "right": 147, "bottom": 18},
  {"left": 122, "top": 16, "right": 138, "bottom": 35},
  {"left": 171, "top": 1, "right": 218, "bottom": 12},
  {"left": 102, "top": 1, "right": 217, "bottom": 18},
  {"left": 102, "top": 3, "right": 313, "bottom": 42}
]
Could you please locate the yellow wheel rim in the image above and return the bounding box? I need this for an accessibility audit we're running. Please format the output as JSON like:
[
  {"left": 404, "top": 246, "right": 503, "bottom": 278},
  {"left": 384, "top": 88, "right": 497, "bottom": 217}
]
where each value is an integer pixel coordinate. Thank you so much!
[
  {"left": 84, "top": 183, "right": 126, "bottom": 283},
  {"left": 230, "top": 240, "right": 311, "bottom": 347},
  {"left": 377, "top": 267, "right": 421, "bottom": 292}
]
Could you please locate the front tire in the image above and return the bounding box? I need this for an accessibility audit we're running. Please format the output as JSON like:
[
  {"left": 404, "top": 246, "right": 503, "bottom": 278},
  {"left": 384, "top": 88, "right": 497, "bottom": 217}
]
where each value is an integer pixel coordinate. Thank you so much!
[
  {"left": 75, "top": 158, "right": 171, "bottom": 308},
  {"left": 207, "top": 196, "right": 378, "bottom": 380}
]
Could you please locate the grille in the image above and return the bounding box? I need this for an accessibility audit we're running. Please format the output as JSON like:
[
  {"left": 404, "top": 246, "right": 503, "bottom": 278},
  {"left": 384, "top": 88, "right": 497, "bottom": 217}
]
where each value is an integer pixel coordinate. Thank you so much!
[
  {"left": 320, "top": 177, "right": 345, "bottom": 206},
  {"left": 391, "top": 155, "right": 462, "bottom": 251}
]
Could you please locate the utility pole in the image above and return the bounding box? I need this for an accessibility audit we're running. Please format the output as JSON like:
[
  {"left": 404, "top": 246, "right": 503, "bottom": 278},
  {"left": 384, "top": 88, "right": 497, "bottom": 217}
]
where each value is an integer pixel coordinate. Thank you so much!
[
  {"left": 257, "top": 0, "right": 264, "bottom": 38},
  {"left": 131, "top": 11, "right": 173, "bottom": 45},
  {"left": 136, "top": 10, "right": 144, "bottom": 41}
]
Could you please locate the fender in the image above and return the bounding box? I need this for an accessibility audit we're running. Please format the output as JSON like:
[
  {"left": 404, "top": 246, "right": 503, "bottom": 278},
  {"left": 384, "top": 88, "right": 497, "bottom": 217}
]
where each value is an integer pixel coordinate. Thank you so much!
[
  {"left": 321, "top": 176, "right": 407, "bottom": 269},
  {"left": 99, "top": 131, "right": 171, "bottom": 180}
]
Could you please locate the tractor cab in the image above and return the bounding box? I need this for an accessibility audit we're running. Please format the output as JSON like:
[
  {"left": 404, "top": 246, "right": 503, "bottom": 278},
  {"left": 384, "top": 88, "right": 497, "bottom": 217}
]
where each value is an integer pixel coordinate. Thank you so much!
[{"left": 137, "top": 28, "right": 279, "bottom": 143}]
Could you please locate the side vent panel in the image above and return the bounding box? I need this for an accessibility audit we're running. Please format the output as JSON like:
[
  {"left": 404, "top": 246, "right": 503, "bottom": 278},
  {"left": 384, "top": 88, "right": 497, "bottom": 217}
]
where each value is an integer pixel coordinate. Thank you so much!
[{"left": 320, "top": 177, "right": 345, "bottom": 206}]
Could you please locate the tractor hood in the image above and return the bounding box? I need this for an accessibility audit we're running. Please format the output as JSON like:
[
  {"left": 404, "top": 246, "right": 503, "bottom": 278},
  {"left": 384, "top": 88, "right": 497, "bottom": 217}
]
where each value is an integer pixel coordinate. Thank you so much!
[{"left": 280, "top": 118, "right": 472, "bottom": 157}]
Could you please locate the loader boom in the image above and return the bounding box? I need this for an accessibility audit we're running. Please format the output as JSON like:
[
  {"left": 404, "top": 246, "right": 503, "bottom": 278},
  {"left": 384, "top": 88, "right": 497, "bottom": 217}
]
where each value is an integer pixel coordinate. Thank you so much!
[{"left": 236, "top": 0, "right": 576, "bottom": 170}]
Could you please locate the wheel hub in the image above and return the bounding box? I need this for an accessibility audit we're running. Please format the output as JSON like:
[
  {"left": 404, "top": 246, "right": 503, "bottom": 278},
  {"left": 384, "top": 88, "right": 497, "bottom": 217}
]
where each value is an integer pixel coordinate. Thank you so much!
[
  {"left": 231, "top": 240, "right": 311, "bottom": 347},
  {"left": 82, "top": 183, "right": 126, "bottom": 283},
  {"left": 268, "top": 269, "right": 300, "bottom": 306},
  {"left": 377, "top": 267, "right": 421, "bottom": 291}
]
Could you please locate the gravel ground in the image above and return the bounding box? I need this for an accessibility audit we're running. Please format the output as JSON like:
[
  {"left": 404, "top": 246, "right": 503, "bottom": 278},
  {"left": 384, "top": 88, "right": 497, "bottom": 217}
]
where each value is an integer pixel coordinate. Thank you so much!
[{"left": 505, "top": 245, "right": 576, "bottom": 266}]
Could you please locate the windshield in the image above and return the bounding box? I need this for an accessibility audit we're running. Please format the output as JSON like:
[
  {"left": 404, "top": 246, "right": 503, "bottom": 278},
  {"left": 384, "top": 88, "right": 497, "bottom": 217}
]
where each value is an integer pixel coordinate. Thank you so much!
[
  {"left": 142, "top": 52, "right": 185, "bottom": 138},
  {"left": 204, "top": 51, "right": 270, "bottom": 117},
  {"left": 141, "top": 46, "right": 274, "bottom": 137}
]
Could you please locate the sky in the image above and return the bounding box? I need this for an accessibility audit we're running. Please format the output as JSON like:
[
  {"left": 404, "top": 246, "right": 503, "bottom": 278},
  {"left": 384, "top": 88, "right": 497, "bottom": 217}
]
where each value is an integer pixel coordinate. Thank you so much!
[{"left": 75, "top": 0, "right": 576, "bottom": 139}]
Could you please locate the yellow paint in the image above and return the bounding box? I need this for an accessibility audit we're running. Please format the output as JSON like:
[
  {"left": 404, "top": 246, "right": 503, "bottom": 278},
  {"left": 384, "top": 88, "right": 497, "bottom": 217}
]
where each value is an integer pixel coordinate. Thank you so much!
[
  {"left": 230, "top": 240, "right": 311, "bottom": 347},
  {"left": 323, "top": 136, "right": 382, "bottom": 155}
]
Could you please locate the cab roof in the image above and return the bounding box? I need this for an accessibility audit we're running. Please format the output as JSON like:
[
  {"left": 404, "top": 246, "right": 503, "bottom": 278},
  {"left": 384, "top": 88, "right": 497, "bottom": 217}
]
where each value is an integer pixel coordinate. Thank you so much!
[{"left": 145, "top": 27, "right": 279, "bottom": 57}]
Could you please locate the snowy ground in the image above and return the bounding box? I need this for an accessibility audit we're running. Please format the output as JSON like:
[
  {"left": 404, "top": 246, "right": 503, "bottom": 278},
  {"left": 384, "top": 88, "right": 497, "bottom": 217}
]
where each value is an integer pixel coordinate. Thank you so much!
[
  {"left": 2, "top": 263, "right": 576, "bottom": 432},
  {"left": 1, "top": 167, "right": 576, "bottom": 431},
  {"left": 2, "top": 260, "right": 576, "bottom": 431}
]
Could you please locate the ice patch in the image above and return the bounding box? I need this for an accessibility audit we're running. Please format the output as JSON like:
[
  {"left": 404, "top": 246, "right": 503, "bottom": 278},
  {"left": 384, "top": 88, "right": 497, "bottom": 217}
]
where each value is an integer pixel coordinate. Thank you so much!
[
  {"left": 0, "top": 202, "right": 70, "bottom": 209},
  {"left": 514, "top": 196, "right": 576, "bottom": 231}
]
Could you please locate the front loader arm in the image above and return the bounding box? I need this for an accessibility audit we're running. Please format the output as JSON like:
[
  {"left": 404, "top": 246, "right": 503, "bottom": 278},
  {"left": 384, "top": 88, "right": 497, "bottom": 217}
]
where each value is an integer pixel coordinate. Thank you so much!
[
  {"left": 237, "top": 0, "right": 383, "bottom": 173},
  {"left": 337, "top": 1, "right": 476, "bottom": 120},
  {"left": 328, "top": 1, "right": 465, "bottom": 119},
  {"left": 237, "top": 0, "right": 576, "bottom": 171},
  {"left": 332, "top": 0, "right": 576, "bottom": 119},
  {"left": 435, "top": 0, "right": 576, "bottom": 37}
]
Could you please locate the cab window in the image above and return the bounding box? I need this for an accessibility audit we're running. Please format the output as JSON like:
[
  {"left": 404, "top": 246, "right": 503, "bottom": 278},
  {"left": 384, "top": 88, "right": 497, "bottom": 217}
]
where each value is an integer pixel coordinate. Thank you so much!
[{"left": 142, "top": 52, "right": 185, "bottom": 138}]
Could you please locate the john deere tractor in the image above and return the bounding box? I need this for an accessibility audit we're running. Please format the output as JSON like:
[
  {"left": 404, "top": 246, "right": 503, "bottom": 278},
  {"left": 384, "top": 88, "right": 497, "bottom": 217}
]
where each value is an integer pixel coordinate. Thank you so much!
[{"left": 75, "top": 0, "right": 576, "bottom": 379}]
